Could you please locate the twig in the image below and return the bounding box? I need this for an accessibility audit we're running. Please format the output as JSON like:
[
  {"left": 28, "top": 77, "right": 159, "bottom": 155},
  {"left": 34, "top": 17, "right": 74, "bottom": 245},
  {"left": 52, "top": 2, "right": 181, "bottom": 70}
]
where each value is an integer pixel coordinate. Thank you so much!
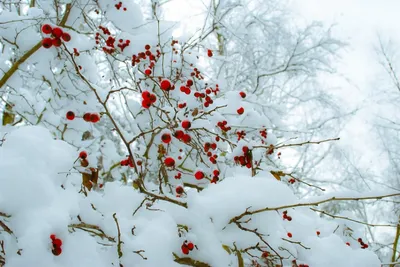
[
  {"left": 113, "top": 213, "right": 123, "bottom": 258},
  {"left": 229, "top": 193, "right": 400, "bottom": 224}
]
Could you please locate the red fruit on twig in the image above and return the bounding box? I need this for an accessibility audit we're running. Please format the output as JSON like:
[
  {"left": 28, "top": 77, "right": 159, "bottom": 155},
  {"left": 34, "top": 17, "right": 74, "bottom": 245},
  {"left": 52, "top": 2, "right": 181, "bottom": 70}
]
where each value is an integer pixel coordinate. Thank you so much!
[
  {"left": 41, "top": 24, "right": 53, "bottom": 34},
  {"left": 181, "top": 244, "right": 189, "bottom": 255},
  {"left": 90, "top": 113, "right": 100, "bottom": 123},
  {"left": 194, "top": 171, "right": 204, "bottom": 180},
  {"left": 42, "top": 38, "right": 53, "bottom": 49},
  {"left": 52, "top": 246, "right": 62, "bottom": 256},
  {"left": 66, "top": 111, "right": 75, "bottom": 120},
  {"left": 237, "top": 107, "right": 244, "bottom": 115},
  {"left": 83, "top": 113, "right": 92, "bottom": 122},
  {"left": 79, "top": 151, "right": 88, "bottom": 159},
  {"left": 161, "top": 133, "right": 172, "bottom": 144},
  {"left": 187, "top": 242, "right": 194, "bottom": 251},
  {"left": 181, "top": 120, "right": 191, "bottom": 129},
  {"left": 160, "top": 79, "right": 171, "bottom": 90},
  {"left": 62, "top": 33, "right": 71, "bottom": 42},
  {"left": 52, "top": 38, "right": 62, "bottom": 47},
  {"left": 52, "top": 27, "right": 63, "bottom": 38},
  {"left": 164, "top": 157, "right": 175, "bottom": 167}
]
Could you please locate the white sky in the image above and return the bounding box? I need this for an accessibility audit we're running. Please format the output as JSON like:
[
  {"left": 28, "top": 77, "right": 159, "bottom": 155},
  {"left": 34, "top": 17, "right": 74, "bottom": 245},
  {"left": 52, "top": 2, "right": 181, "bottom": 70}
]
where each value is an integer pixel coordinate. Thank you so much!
[{"left": 289, "top": 0, "right": 400, "bottom": 169}]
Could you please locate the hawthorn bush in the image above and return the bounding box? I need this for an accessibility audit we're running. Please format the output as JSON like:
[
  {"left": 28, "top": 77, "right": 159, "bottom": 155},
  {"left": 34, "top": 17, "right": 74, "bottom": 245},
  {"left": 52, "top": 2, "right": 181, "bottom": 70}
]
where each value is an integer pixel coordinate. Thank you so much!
[{"left": 0, "top": 1, "right": 397, "bottom": 267}]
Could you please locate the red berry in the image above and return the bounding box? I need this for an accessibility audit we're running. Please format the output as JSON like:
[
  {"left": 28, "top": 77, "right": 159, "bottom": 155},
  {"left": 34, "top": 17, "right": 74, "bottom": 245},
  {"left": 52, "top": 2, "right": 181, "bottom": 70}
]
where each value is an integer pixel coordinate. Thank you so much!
[
  {"left": 50, "top": 234, "right": 56, "bottom": 240},
  {"left": 83, "top": 113, "right": 92, "bottom": 122},
  {"left": 52, "top": 38, "right": 62, "bottom": 47},
  {"left": 164, "top": 157, "right": 175, "bottom": 167},
  {"left": 144, "top": 69, "right": 152, "bottom": 76},
  {"left": 142, "top": 91, "right": 151, "bottom": 99},
  {"left": 261, "top": 251, "right": 269, "bottom": 258},
  {"left": 160, "top": 79, "right": 171, "bottom": 90},
  {"left": 53, "top": 238, "right": 62, "bottom": 247},
  {"left": 42, "top": 38, "right": 53, "bottom": 49},
  {"left": 61, "top": 32, "right": 71, "bottom": 42},
  {"left": 194, "top": 171, "right": 204, "bottom": 180},
  {"left": 52, "top": 27, "right": 63, "bottom": 38},
  {"left": 357, "top": 238, "right": 362, "bottom": 243},
  {"left": 145, "top": 44, "right": 151, "bottom": 50},
  {"left": 316, "top": 231, "right": 320, "bottom": 236},
  {"left": 175, "top": 186, "right": 184, "bottom": 195},
  {"left": 149, "top": 94, "right": 157, "bottom": 104},
  {"left": 174, "top": 130, "right": 184, "bottom": 140},
  {"left": 186, "top": 79, "right": 193, "bottom": 86},
  {"left": 52, "top": 246, "right": 62, "bottom": 256},
  {"left": 242, "top": 146, "right": 249, "bottom": 153},
  {"left": 287, "top": 232, "right": 292, "bottom": 238},
  {"left": 181, "top": 120, "right": 191, "bottom": 129},
  {"left": 239, "top": 91, "right": 246, "bottom": 98},
  {"left": 346, "top": 242, "right": 350, "bottom": 246},
  {"left": 79, "top": 151, "right": 88, "bottom": 159},
  {"left": 41, "top": 24, "right": 53, "bottom": 34},
  {"left": 182, "top": 134, "right": 191, "bottom": 144},
  {"left": 161, "top": 133, "right": 172, "bottom": 144},
  {"left": 187, "top": 242, "right": 194, "bottom": 251},
  {"left": 181, "top": 244, "right": 189, "bottom": 255},
  {"left": 213, "top": 170, "right": 219, "bottom": 176},
  {"left": 66, "top": 111, "right": 75, "bottom": 120},
  {"left": 207, "top": 49, "right": 213, "bottom": 57},
  {"left": 90, "top": 113, "right": 100, "bottom": 123},
  {"left": 237, "top": 107, "right": 244, "bottom": 115},
  {"left": 141, "top": 100, "right": 151, "bottom": 108}
]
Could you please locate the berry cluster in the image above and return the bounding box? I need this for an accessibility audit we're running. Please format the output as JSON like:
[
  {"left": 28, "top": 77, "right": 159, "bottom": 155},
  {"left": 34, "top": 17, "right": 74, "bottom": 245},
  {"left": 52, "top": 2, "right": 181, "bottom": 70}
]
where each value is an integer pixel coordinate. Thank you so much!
[
  {"left": 132, "top": 44, "right": 159, "bottom": 67},
  {"left": 234, "top": 146, "right": 252, "bottom": 168},
  {"left": 217, "top": 120, "right": 231, "bottom": 132},
  {"left": 114, "top": 1, "right": 127, "bottom": 11},
  {"left": 211, "top": 169, "right": 220, "bottom": 183},
  {"left": 120, "top": 156, "right": 134, "bottom": 167},
  {"left": 96, "top": 26, "right": 131, "bottom": 54},
  {"left": 141, "top": 90, "right": 157, "bottom": 108},
  {"left": 282, "top": 210, "right": 292, "bottom": 221},
  {"left": 236, "top": 130, "right": 246, "bottom": 141},
  {"left": 80, "top": 150, "right": 89, "bottom": 167},
  {"left": 181, "top": 241, "right": 195, "bottom": 255},
  {"left": 65, "top": 111, "right": 100, "bottom": 123},
  {"left": 357, "top": 237, "right": 369, "bottom": 249},
  {"left": 174, "top": 130, "right": 191, "bottom": 144},
  {"left": 50, "top": 234, "right": 63, "bottom": 256},
  {"left": 41, "top": 24, "right": 71, "bottom": 49},
  {"left": 174, "top": 172, "right": 182, "bottom": 179}
]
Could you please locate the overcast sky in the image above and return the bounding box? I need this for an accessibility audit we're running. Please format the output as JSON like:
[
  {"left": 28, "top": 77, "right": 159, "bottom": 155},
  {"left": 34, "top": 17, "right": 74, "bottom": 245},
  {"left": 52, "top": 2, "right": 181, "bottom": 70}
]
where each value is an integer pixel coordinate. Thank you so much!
[{"left": 290, "top": 0, "right": 400, "bottom": 169}]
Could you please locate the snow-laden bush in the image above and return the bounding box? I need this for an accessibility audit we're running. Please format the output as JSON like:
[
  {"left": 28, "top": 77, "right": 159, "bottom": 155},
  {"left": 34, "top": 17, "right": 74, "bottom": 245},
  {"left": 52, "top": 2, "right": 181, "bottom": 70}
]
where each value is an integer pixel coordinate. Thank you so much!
[{"left": 0, "top": 1, "right": 397, "bottom": 266}]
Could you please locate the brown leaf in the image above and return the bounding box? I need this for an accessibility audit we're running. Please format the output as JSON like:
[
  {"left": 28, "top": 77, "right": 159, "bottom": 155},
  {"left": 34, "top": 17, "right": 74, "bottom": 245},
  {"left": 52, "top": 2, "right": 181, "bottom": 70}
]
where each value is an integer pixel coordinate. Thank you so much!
[
  {"left": 191, "top": 108, "right": 199, "bottom": 116},
  {"left": 270, "top": 170, "right": 285, "bottom": 181},
  {"left": 82, "top": 172, "right": 92, "bottom": 191},
  {"left": 2, "top": 103, "right": 15, "bottom": 126}
]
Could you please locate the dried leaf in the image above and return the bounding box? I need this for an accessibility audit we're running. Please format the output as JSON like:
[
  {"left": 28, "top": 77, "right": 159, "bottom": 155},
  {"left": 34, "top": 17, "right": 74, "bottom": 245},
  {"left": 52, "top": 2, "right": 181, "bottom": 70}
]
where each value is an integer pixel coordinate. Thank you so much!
[
  {"left": 270, "top": 170, "right": 285, "bottom": 181},
  {"left": 191, "top": 108, "right": 199, "bottom": 116},
  {"left": 2, "top": 103, "right": 15, "bottom": 126},
  {"left": 82, "top": 172, "right": 92, "bottom": 191},
  {"left": 222, "top": 244, "right": 232, "bottom": 254}
]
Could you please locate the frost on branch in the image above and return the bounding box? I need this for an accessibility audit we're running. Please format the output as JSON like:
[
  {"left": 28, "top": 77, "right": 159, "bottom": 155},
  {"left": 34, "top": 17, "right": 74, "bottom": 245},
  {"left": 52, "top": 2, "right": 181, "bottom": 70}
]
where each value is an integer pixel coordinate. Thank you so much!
[{"left": 0, "top": 0, "right": 392, "bottom": 267}]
